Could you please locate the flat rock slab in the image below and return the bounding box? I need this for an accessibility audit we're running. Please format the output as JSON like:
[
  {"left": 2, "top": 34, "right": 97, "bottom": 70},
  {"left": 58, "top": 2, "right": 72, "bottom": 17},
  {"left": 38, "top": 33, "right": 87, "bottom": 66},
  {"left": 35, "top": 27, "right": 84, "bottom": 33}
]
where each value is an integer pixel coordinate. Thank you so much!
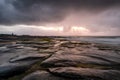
[
  {"left": 9, "top": 53, "right": 50, "bottom": 62},
  {"left": 49, "top": 67, "right": 120, "bottom": 80},
  {"left": 22, "top": 71, "right": 71, "bottom": 80},
  {"left": 21, "top": 41, "right": 49, "bottom": 45},
  {"left": 0, "top": 61, "right": 37, "bottom": 78},
  {"left": 0, "top": 46, "right": 10, "bottom": 53},
  {"left": 41, "top": 49, "right": 120, "bottom": 67},
  {"left": 0, "top": 44, "right": 43, "bottom": 64}
]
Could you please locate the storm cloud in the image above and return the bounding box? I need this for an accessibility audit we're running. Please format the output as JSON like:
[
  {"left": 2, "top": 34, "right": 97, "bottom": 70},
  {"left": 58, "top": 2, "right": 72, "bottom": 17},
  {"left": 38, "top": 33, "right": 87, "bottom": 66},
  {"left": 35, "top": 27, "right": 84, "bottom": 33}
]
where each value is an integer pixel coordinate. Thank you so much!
[
  {"left": 0, "top": 0, "right": 120, "bottom": 35},
  {"left": 0, "top": 0, "right": 120, "bottom": 25}
]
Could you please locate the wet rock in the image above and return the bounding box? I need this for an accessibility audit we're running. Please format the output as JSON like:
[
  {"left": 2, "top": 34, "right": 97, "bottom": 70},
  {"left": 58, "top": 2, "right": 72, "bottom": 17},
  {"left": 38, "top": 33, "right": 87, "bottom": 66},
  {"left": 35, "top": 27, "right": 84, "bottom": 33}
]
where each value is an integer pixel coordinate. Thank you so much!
[
  {"left": 14, "top": 45, "right": 25, "bottom": 49},
  {"left": 94, "top": 44, "right": 119, "bottom": 51},
  {"left": 60, "top": 41, "right": 92, "bottom": 48},
  {"left": 54, "top": 41, "right": 69, "bottom": 48},
  {"left": 22, "top": 71, "right": 71, "bottom": 80},
  {"left": 0, "top": 45, "right": 42, "bottom": 65},
  {"left": 41, "top": 49, "right": 120, "bottom": 68},
  {"left": 39, "top": 49, "right": 55, "bottom": 53},
  {"left": 21, "top": 41, "right": 49, "bottom": 45},
  {"left": 49, "top": 67, "right": 120, "bottom": 80},
  {"left": 9, "top": 54, "right": 50, "bottom": 63},
  {"left": 0, "top": 61, "right": 37, "bottom": 78},
  {"left": 32, "top": 45, "right": 53, "bottom": 49},
  {"left": 6, "top": 44, "right": 22, "bottom": 48},
  {"left": 0, "top": 46, "right": 10, "bottom": 53}
]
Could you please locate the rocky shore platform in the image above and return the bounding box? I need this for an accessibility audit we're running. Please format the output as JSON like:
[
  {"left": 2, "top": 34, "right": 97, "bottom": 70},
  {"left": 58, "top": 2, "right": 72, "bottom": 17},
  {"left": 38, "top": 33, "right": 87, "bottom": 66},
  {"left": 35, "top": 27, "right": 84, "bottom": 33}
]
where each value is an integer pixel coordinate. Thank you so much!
[{"left": 0, "top": 36, "right": 120, "bottom": 80}]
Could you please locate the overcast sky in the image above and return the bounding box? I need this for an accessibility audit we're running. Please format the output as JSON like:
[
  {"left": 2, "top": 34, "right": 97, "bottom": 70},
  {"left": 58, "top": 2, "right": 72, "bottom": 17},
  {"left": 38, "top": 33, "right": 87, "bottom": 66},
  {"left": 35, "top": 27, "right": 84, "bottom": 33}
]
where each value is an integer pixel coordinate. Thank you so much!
[{"left": 0, "top": 0, "right": 120, "bottom": 36}]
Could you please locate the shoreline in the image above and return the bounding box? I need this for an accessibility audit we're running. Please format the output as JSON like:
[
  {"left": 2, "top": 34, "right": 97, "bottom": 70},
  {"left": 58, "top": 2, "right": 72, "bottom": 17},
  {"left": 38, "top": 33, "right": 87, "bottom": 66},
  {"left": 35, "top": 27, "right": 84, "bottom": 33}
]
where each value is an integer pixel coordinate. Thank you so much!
[{"left": 0, "top": 36, "right": 120, "bottom": 80}]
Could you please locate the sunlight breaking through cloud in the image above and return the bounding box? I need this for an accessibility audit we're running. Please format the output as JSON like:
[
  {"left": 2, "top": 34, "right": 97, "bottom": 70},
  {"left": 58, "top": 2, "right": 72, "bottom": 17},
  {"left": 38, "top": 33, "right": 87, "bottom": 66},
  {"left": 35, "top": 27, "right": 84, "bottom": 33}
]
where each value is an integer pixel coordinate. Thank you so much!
[
  {"left": 71, "top": 26, "right": 89, "bottom": 32},
  {"left": 0, "top": 25, "right": 91, "bottom": 36},
  {"left": 38, "top": 26, "right": 64, "bottom": 32}
]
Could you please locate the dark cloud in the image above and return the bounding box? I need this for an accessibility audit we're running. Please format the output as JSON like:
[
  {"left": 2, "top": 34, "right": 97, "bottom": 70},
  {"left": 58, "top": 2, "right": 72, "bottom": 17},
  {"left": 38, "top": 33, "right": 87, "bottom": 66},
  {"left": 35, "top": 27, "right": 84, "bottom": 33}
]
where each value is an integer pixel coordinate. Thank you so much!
[{"left": 0, "top": 0, "right": 120, "bottom": 25}]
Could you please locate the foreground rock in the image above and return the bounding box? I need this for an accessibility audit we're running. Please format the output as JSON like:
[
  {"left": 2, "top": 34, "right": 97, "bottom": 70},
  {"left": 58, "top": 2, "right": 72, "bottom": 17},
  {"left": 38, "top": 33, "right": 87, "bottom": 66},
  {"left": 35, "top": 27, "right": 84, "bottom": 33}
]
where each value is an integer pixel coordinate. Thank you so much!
[
  {"left": 0, "top": 53, "right": 51, "bottom": 78},
  {"left": 22, "top": 71, "right": 71, "bottom": 80},
  {"left": 41, "top": 49, "right": 120, "bottom": 67},
  {"left": 49, "top": 67, "right": 120, "bottom": 80},
  {"left": 0, "top": 37, "right": 120, "bottom": 80},
  {"left": 9, "top": 53, "right": 50, "bottom": 62},
  {"left": 0, "top": 61, "right": 37, "bottom": 78},
  {"left": 0, "top": 46, "right": 10, "bottom": 53},
  {"left": 0, "top": 44, "right": 39, "bottom": 64}
]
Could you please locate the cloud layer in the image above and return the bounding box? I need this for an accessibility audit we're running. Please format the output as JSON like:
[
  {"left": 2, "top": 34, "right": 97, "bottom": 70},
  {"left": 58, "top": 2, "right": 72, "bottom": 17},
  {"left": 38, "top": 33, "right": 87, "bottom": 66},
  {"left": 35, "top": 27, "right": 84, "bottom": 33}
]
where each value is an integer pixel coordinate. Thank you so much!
[
  {"left": 0, "top": 0, "right": 120, "bottom": 36},
  {"left": 0, "top": 0, "right": 120, "bottom": 25}
]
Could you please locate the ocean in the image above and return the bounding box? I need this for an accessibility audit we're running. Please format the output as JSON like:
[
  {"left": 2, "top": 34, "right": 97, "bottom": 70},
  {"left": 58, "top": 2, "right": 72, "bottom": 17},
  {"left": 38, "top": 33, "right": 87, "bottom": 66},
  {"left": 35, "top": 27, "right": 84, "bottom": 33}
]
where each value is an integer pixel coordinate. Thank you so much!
[{"left": 66, "top": 36, "right": 120, "bottom": 45}]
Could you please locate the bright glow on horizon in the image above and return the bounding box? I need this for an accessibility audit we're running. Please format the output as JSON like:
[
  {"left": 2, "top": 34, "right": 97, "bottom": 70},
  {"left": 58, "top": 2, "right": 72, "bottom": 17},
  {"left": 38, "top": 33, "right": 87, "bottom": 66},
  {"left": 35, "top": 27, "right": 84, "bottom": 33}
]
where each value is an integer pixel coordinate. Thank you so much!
[
  {"left": 38, "top": 26, "right": 64, "bottom": 32},
  {"left": 71, "top": 26, "right": 89, "bottom": 33},
  {"left": 0, "top": 25, "right": 91, "bottom": 36},
  {"left": 37, "top": 26, "right": 89, "bottom": 33}
]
